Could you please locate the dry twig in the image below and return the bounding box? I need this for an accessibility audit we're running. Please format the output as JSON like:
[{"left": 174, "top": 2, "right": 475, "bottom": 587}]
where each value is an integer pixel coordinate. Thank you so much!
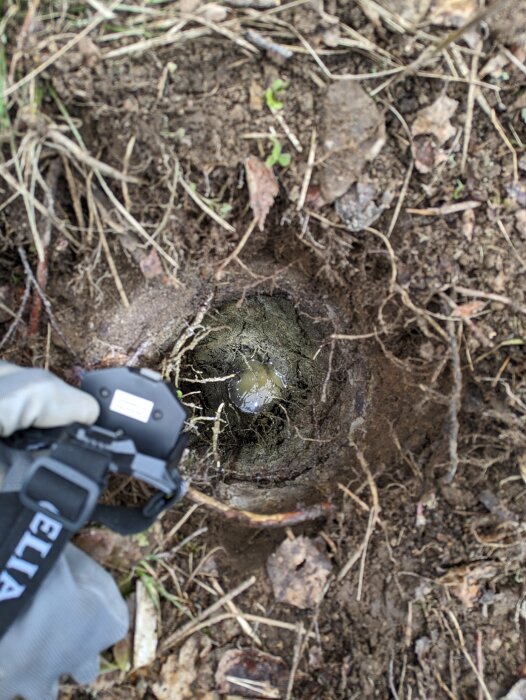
[
  {"left": 443, "top": 319, "right": 462, "bottom": 484},
  {"left": 185, "top": 486, "right": 332, "bottom": 528}
]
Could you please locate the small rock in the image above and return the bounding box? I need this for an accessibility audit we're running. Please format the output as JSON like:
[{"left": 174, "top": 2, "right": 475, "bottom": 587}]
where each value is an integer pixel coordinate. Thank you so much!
[
  {"left": 427, "top": 0, "right": 477, "bottom": 28},
  {"left": 515, "top": 210, "right": 526, "bottom": 237},
  {"left": 335, "top": 182, "right": 394, "bottom": 231},
  {"left": 267, "top": 535, "right": 332, "bottom": 609},
  {"left": 215, "top": 648, "right": 288, "bottom": 698},
  {"left": 411, "top": 95, "right": 458, "bottom": 145},
  {"left": 320, "top": 82, "right": 385, "bottom": 203}
]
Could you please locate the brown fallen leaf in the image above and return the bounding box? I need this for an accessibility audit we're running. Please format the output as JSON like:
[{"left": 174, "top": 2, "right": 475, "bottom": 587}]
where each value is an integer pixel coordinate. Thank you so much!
[
  {"left": 267, "top": 535, "right": 332, "bottom": 609},
  {"left": 74, "top": 528, "right": 147, "bottom": 569},
  {"left": 412, "top": 136, "right": 448, "bottom": 174},
  {"left": 412, "top": 95, "right": 459, "bottom": 145},
  {"left": 215, "top": 648, "right": 288, "bottom": 698},
  {"left": 152, "top": 637, "right": 200, "bottom": 700},
  {"left": 438, "top": 561, "right": 498, "bottom": 608},
  {"left": 451, "top": 300, "right": 487, "bottom": 318},
  {"left": 427, "top": 0, "right": 477, "bottom": 27},
  {"left": 245, "top": 155, "right": 278, "bottom": 231},
  {"left": 140, "top": 248, "right": 164, "bottom": 279},
  {"left": 411, "top": 95, "right": 458, "bottom": 173}
]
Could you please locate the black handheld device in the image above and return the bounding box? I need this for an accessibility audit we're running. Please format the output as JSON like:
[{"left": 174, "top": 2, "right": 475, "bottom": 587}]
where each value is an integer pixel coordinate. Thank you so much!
[
  {"left": 9, "top": 367, "right": 189, "bottom": 530},
  {"left": 0, "top": 367, "right": 188, "bottom": 640}
]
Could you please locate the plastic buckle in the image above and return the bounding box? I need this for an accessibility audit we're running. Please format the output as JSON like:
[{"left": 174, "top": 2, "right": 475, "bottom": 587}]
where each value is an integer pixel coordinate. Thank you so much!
[{"left": 20, "top": 456, "right": 100, "bottom": 531}]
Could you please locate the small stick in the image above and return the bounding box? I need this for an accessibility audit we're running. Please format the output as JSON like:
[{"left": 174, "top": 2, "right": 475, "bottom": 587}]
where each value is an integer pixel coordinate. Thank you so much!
[
  {"left": 212, "top": 579, "right": 262, "bottom": 646},
  {"left": 212, "top": 402, "right": 225, "bottom": 466},
  {"left": 285, "top": 623, "right": 306, "bottom": 700},
  {"left": 0, "top": 275, "right": 31, "bottom": 352},
  {"left": 245, "top": 29, "right": 293, "bottom": 60},
  {"left": 407, "top": 201, "right": 481, "bottom": 216},
  {"left": 178, "top": 172, "right": 235, "bottom": 233},
  {"left": 161, "top": 576, "right": 256, "bottom": 651},
  {"left": 17, "top": 247, "right": 77, "bottom": 357},
  {"left": 226, "top": 0, "right": 279, "bottom": 6},
  {"left": 476, "top": 630, "right": 484, "bottom": 700},
  {"left": 331, "top": 332, "right": 376, "bottom": 341},
  {"left": 273, "top": 111, "right": 303, "bottom": 152},
  {"left": 338, "top": 483, "right": 370, "bottom": 512},
  {"left": 29, "top": 160, "right": 60, "bottom": 335},
  {"left": 91, "top": 194, "right": 130, "bottom": 308},
  {"left": 47, "top": 130, "right": 139, "bottom": 184},
  {"left": 353, "top": 448, "right": 380, "bottom": 601},
  {"left": 185, "top": 485, "right": 332, "bottom": 528},
  {"left": 297, "top": 128, "right": 317, "bottom": 211},
  {"left": 216, "top": 217, "right": 258, "bottom": 279},
  {"left": 461, "top": 39, "right": 482, "bottom": 174},
  {"left": 320, "top": 338, "right": 334, "bottom": 403},
  {"left": 122, "top": 135, "right": 136, "bottom": 211},
  {"left": 443, "top": 320, "right": 461, "bottom": 484},
  {"left": 446, "top": 611, "right": 492, "bottom": 700}
]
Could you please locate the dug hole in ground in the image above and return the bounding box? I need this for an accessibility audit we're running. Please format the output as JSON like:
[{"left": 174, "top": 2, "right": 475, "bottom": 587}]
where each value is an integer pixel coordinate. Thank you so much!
[{"left": 1, "top": 0, "right": 526, "bottom": 697}]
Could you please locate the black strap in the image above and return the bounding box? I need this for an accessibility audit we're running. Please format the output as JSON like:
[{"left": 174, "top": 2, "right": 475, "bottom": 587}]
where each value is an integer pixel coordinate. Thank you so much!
[
  {"left": 0, "top": 438, "right": 182, "bottom": 639},
  {"left": 0, "top": 444, "right": 113, "bottom": 639}
]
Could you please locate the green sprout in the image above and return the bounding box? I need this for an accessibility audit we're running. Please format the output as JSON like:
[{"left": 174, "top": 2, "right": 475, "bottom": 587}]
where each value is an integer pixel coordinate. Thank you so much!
[
  {"left": 265, "top": 78, "right": 288, "bottom": 114},
  {"left": 187, "top": 181, "right": 232, "bottom": 218},
  {"left": 452, "top": 179, "right": 465, "bottom": 200},
  {"left": 266, "top": 137, "right": 291, "bottom": 168}
]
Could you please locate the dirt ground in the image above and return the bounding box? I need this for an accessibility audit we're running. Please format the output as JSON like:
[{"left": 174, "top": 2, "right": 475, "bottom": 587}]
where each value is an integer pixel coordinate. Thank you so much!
[{"left": 2, "top": 0, "right": 526, "bottom": 698}]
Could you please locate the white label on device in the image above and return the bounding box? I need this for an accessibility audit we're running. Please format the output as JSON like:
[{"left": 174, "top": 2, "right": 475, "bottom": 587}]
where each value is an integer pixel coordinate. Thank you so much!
[{"left": 109, "top": 389, "right": 154, "bottom": 423}]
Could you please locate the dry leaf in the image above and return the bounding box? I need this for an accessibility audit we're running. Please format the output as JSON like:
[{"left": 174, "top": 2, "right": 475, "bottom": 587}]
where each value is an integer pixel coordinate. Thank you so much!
[
  {"left": 412, "top": 136, "right": 448, "bottom": 174},
  {"left": 245, "top": 155, "right": 279, "bottom": 231},
  {"left": 215, "top": 648, "right": 288, "bottom": 698},
  {"left": 439, "top": 561, "right": 497, "bottom": 608},
  {"left": 451, "top": 300, "right": 486, "bottom": 318},
  {"left": 427, "top": 0, "right": 477, "bottom": 27},
  {"left": 267, "top": 535, "right": 332, "bottom": 609},
  {"left": 140, "top": 249, "right": 164, "bottom": 279},
  {"left": 411, "top": 95, "right": 459, "bottom": 145},
  {"left": 75, "top": 528, "right": 147, "bottom": 569},
  {"left": 515, "top": 210, "right": 526, "bottom": 237},
  {"left": 152, "top": 637, "right": 200, "bottom": 700}
]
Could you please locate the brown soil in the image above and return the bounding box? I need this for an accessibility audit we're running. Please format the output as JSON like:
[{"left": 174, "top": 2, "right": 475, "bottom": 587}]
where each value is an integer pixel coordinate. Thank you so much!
[{"left": 2, "top": 0, "right": 526, "bottom": 698}]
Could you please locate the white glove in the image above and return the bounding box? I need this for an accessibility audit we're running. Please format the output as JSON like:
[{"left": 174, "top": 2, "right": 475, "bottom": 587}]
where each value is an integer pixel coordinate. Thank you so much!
[{"left": 0, "top": 361, "right": 129, "bottom": 700}]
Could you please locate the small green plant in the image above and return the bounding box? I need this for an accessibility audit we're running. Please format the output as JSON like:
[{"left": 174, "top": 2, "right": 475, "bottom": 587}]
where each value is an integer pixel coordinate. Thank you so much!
[
  {"left": 266, "top": 137, "right": 291, "bottom": 168},
  {"left": 265, "top": 78, "right": 288, "bottom": 113},
  {"left": 452, "top": 179, "right": 465, "bottom": 200},
  {"left": 187, "top": 182, "right": 232, "bottom": 218}
]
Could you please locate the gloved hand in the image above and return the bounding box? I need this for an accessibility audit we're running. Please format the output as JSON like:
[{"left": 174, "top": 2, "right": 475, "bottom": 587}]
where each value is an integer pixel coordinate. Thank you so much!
[{"left": 0, "top": 361, "right": 129, "bottom": 700}]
